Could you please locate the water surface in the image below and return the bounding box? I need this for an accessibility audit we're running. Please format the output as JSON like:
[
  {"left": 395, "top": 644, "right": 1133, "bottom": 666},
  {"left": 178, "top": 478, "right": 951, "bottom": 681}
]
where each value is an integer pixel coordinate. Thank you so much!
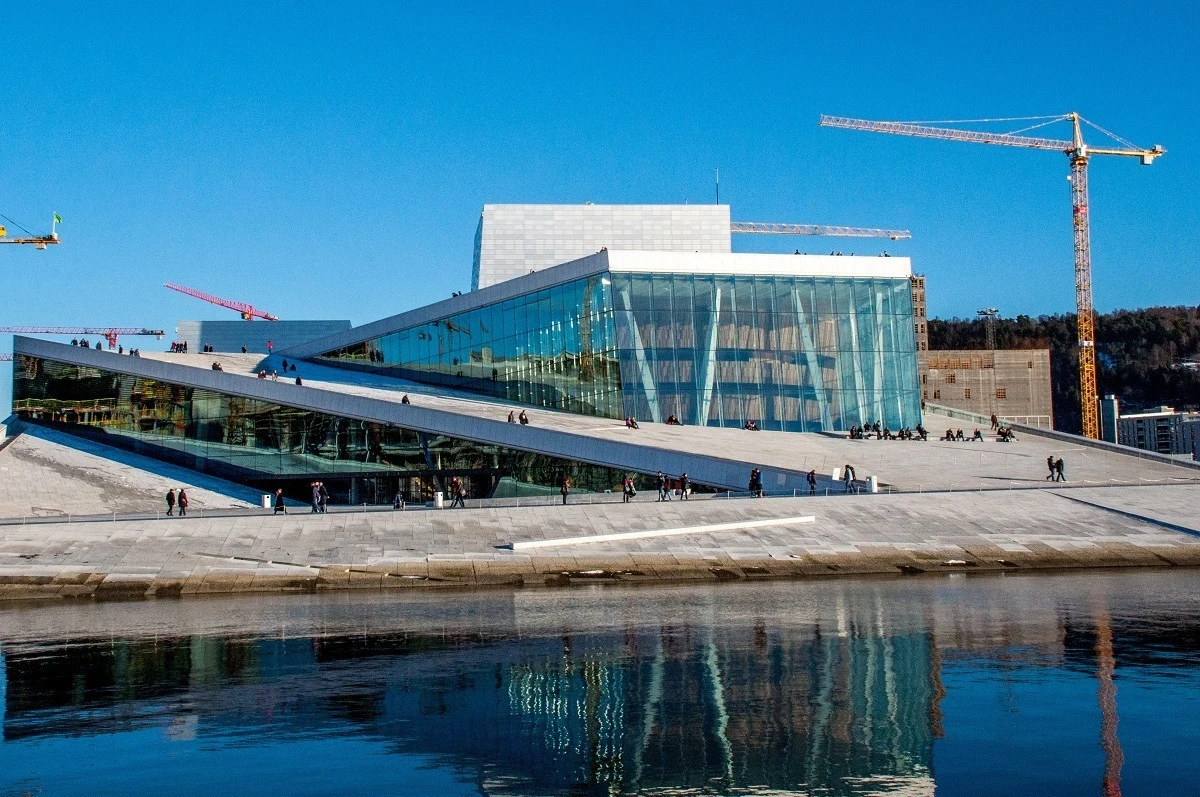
[{"left": 2, "top": 571, "right": 1198, "bottom": 795}]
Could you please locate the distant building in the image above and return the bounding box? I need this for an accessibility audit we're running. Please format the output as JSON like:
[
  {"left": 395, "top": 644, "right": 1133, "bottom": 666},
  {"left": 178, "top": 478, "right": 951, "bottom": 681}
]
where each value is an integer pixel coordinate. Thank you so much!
[
  {"left": 1100, "top": 394, "right": 1120, "bottom": 444},
  {"left": 910, "top": 275, "right": 928, "bottom": 356},
  {"left": 174, "top": 320, "right": 352, "bottom": 354},
  {"left": 921, "top": 350, "right": 1054, "bottom": 428},
  {"left": 472, "top": 204, "right": 732, "bottom": 290},
  {"left": 910, "top": 276, "right": 1053, "bottom": 428},
  {"left": 1116, "top": 405, "right": 1200, "bottom": 459}
]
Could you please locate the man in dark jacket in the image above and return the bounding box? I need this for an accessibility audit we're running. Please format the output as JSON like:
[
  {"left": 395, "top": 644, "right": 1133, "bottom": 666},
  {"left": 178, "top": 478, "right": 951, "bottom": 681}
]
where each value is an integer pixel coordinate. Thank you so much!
[{"left": 165, "top": 488, "right": 176, "bottom": 516}]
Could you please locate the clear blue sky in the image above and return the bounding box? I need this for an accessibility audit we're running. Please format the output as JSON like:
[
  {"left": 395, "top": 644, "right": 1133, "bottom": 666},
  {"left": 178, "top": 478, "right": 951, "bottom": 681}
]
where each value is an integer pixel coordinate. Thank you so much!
[{"left": 2, "top": 2, "right": 1196, "bottom": 412}]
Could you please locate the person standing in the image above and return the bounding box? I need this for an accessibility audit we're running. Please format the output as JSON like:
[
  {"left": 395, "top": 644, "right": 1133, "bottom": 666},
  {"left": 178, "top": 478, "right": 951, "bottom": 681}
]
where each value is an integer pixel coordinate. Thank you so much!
[
  {"left": 274, "top": 488, "right": 287, "bottom": 514},
  {"left": 679, "top": 473, "right": 690, "bottom": 500},
  {"left": 807, "top": 469, "right": 817, "bottom": 495},
  {"left": 311, "top": 482, "right": 321, "bottom": 513},
  {"left": 177, "top": 489, "right": 189, "bottom": 517},
  {"left": 318, "top": 482, "right": 329, "bottom": 513},
  {"left": 560, "top": 475, "right": 571, "bottom": 505},
  {"left": 165, "top": 488, "right": 176, "bottom": 516},
  {"left": 991, "top": 413, "right": 999, "bottom": 431},
  {"left": 1055, "top": 458, "right": 1066, "bottom": 482},
  {"left": 623, "top": 476, "right": 635, "bottom": 503}
]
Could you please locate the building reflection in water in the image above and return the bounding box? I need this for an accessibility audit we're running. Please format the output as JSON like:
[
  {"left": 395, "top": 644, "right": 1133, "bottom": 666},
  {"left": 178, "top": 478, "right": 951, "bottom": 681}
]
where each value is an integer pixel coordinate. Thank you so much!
[{"left": 2, "top": 577, "right": 1192, "bottom": 795}]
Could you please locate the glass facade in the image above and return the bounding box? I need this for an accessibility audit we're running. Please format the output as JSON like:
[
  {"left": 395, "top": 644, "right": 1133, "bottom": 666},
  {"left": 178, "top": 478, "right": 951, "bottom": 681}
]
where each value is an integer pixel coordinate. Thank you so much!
[
  {"left": 611, "top": 273, "right": 921, "bottom": 432},
  {"left": 315, "top": 268, "right": 921, "bottom": 433},
  {"left": 12, "top": 356, "right": 655, "bottom": 504},
  {"left": 316, "top": 273, "right": 623, "bottom": 418}
]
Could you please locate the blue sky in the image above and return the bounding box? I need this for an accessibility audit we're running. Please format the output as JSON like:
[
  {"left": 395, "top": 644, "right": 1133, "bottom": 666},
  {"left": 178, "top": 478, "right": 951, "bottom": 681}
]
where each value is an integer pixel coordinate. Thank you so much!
[{"left": 1, "top": 2, "right": 1196, "bottom": 409}]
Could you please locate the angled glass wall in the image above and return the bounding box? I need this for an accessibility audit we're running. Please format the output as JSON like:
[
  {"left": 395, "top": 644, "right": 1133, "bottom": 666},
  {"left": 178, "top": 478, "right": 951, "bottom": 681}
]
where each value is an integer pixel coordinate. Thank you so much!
[
  {"left": 310, "top": 268, "right": 920, "bottom": 432},
  {"left": 610, "top": 273, "right": 921, "bottom": 432},
  {"left": 315, "top": 273, "right": 623, "bottom": 419},
  {"left": 12, "top": 356, "right": 655, "bottom": 504}
]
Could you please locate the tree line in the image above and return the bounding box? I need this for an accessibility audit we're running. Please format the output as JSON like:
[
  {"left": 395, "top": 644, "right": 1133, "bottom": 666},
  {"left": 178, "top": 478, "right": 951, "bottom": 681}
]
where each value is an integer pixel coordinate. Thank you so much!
[{"left": 928, "top": 305, "right": 1200, "bottom": 433}]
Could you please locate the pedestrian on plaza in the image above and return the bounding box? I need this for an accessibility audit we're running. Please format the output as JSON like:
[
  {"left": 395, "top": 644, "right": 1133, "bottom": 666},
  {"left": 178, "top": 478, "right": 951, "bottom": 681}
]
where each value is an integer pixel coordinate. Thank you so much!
[
  {"left": 623, "top": 475, "right": 635, "bottom": 503},
  {"left": 990, "top": 413, "right": 999, "bottom": 431},
  {"left": 1046, "top": 455, "right": 1056, "bottom": 481},
  {"left": 177, "top": 489, "right": 189, "bottom": 517},
  {"left": 1055, "top": 458, "right": 1066, "bottom": 482},
  {"left": 679, "top": 472, "right": 690, "bottom": 500},
  {"left": 241, "top": 345, "right": 247, "bottom": 353},
  {"left": 295, "top": 376, "right": 302, "bottom": 385},
  {"left": 560, "top": 475, "right": 571, "bottom": 505},
  {"left": 311, "top": 482, "right": 321, "bottom": 513},
  {"left": 401, "top": 394, "right": 410, "bottom": 404},
  {"left": 282, "top": 359, "right": 289, "bottom": 371},
  {"left": 318, "top": 482, "right": 329, "bottom": 513},
  {"left": 267, "top": 340, "right": 274, "bottom": 354},
  {"left": 449, "top": 477, "right": 465, "bottom": 508},
  {"left": 273, "top": 489, "right": 286, "bottom": 514},
  {"left": 807, "top": 469, "right": 817, "bottom": 495},
  {"left": 519, "top": 410, "right": 529, "bottom": 425},
  {"left": 508, "top": 410, "right": 516, "bottom": 423},
  {"left": 165, "top": 488, "right": 176, "bottom": 516}
]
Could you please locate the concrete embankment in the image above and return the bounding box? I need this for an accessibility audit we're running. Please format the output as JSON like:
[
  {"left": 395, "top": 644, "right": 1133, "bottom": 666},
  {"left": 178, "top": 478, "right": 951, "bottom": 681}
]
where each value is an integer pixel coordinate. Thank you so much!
[{"left": 1, "top": 485, "right": 1198, "bottom": 603}]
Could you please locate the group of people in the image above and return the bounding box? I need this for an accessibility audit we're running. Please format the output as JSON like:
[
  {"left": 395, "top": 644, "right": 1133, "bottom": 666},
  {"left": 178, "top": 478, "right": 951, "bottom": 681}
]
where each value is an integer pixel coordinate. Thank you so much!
[
  {"left": 1046, "top": 456, "right": 1067, "bottom": 482},
  {"left": 748, "top": 468, "right": 764, "bottom": 497},
  {"left": 257, "top": 369, "right": 280, "bottom": 380},
  {"left": 653, "top": 471, "right": 691, "bottom": 501},
  {"left": 941, "top": 426, "right": 1017, "bottom": 443},
  {"left": 624, "top": 417, "right": 640, "bottom": 429},
  {"left": 310, "top": 481, "right": 330, "bottom": 513},
  {"left": 169, "top": 341, "right": 190, "bottom": 353},
  {"left": 850, "top": 421, "right": 928, "bottom": 441},
  {"left": 743, "top": 420, "right": 761, "bottom": 431},
  {"left": 665, "top": 414, "right": 682, "bottom": 425},
  {"left": 506, "top": 409, "right": 530, "bottom": 425},
  {"left": 164, "top": 488, "right": 190, "bottom": 516},
  {"left": 990, "top": 414, "right": 1018, "bottom": 441}
]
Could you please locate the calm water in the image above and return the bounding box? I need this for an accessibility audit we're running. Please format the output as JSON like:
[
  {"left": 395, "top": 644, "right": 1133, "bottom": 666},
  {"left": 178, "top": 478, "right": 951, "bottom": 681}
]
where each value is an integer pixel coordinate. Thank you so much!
[{"left": 2, "top": 571, "right": 1199, "bottom": 796}]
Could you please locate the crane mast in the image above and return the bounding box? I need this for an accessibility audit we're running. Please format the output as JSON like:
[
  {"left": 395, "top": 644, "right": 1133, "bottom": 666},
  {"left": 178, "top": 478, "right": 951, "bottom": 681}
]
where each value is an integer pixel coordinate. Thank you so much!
[{"left": 820, "top": 113, "right": 1164, "bottom": 438}]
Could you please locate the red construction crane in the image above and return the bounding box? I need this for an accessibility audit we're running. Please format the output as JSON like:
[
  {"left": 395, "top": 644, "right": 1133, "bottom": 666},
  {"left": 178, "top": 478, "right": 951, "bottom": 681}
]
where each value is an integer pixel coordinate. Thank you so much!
[
  {"left": 164, "top": 283, "right": 279, "bottom": 321},
  {"left": 820, "top": 113, "right": 1165, "bottom": 439},
  {"left": 0, "top": 327, "right": 165, "bottom": 349}
]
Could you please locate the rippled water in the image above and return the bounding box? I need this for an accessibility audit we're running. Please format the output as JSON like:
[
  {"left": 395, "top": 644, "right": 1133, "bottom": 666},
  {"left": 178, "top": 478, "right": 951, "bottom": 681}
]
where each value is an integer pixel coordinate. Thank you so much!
[{"left": 2, "top": 571, "right": 1199, "bottom": 796}]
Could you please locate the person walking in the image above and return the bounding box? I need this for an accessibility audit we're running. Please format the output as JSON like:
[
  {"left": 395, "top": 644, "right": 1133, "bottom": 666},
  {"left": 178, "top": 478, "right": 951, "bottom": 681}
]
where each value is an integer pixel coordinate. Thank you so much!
[
  {"left": 679, "top": 472, "right": 690, "bottom": 500},
  {"left": 1046, "top": 455, "right": 1056, "bottom": 481},
  {"left": 177, "top": 489, "right": 189, "bottom": 517},
  {"left": 274, "top": 488, "right": 286, "bottom": 514},
  {"left": 807, "top": 469, "right": 817, "bottom": 495},
  {"left": 318, "top": 482, "right": 329, "bottom": 513},
  {"left": 165, "top": 488, "right": 176, "bottom": 516},
  {"left": 519, "top": 410, "right": 529, "bottom": 425},
  {"left": 311, "top": 482, "right": 321, "bottom": 514},
  {"left": 1055, "top": 458, "right": 1066, "bottom": 482},
  {"left": 622, "top": 476, "right": 635, "bottom": 503},
  {"left": 990, "top": 413, "right": 999, "bottom": 431},
  {"left": 560, "top": 475, "right": 571, "bottom": 505},
  {"left": 507, "top": 410, "right": 516, "bottom": 423}
]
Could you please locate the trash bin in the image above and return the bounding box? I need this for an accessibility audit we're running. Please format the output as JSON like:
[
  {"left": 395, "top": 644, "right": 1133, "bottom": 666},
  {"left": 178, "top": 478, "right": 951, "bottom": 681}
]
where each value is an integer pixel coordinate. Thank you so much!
[
  {"left": 261, "top": 494, "right": 272, "bottom": 509},
  {"left": 867, "top": 475, "right": 879, "bottom": 494},
  {"left": 433, "top": 491, "right": 445, "bottom": 509}
]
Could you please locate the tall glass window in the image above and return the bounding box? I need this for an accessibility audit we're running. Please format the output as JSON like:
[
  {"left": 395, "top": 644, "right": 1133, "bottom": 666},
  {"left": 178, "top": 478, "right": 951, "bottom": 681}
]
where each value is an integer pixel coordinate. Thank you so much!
[{"left": 12, "top": 356, "right": 656, "bottom": 503}]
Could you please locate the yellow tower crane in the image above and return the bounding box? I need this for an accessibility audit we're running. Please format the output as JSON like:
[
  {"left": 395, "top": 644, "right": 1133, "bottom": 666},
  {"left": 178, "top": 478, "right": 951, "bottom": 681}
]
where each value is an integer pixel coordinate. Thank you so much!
[{"left": 819, "top": 113, "right": 1164, "bottom": 439}]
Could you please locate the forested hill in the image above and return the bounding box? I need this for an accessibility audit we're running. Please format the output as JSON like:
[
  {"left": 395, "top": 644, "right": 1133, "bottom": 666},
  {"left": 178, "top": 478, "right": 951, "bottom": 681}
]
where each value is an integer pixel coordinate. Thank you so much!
[{"left": 928, "top": 305, "right": 1200, "bottom": 434}]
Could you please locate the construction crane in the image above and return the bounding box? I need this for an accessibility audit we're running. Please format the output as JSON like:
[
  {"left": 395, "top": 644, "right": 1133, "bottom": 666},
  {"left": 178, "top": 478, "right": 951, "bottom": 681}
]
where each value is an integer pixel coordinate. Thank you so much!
[
  {"left": 164, "top": 283, "right": 279, "bottom": 321},
  {"left": 0, "top": 213, "right": 60, "bottom": 249},
  {"left": 0, "top": 327, "right": 165, "bottom": 349},
  {"left": 731, "top": 221, "right": 910, "bottom": 240},
  {"left": 820, "top": 113, "right": 1165, "bottom": 439}
]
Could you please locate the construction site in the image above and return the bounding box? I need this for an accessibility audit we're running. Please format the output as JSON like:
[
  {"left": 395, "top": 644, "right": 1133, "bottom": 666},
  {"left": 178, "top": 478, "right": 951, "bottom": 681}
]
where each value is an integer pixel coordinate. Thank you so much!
[{"left": 2, "top": 113, "right": 1196, "bottom": 601}]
